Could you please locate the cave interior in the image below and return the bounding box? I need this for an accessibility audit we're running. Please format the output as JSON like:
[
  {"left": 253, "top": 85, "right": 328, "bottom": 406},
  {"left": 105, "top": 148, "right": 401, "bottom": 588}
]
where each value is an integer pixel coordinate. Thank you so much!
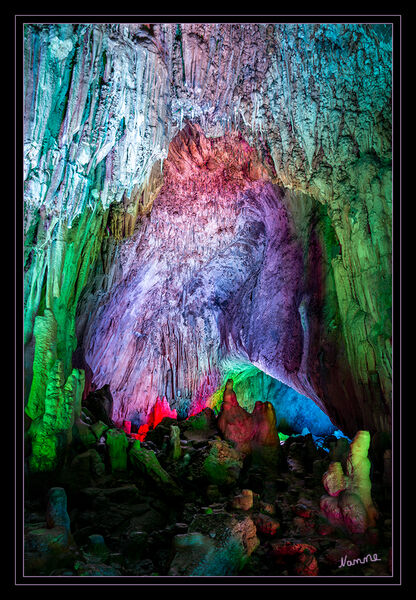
[{"left": 22, "top": 21, "right": 393, "bottom": 578}]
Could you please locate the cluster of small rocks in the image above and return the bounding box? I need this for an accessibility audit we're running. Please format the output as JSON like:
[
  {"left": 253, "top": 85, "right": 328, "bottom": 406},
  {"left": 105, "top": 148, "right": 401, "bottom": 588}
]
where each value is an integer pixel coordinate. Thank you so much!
[{"left": 24, "top": 401, "right": 392, "bottom": 577}]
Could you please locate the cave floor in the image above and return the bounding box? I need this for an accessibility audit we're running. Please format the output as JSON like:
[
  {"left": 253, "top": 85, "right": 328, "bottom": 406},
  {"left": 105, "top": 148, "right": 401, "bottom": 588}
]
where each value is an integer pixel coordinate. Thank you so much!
[{"left": 24, "top": 417, "right": 392, "bottom": 578}]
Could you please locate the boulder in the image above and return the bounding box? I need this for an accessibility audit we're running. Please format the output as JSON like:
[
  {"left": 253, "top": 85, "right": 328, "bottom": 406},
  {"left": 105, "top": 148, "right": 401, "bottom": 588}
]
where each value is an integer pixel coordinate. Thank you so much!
[
  {"left": 168, "top": 532, "right": 217, "bottom": 576},
  {"left": 319, "top": 495, "right": 344, "bottom": 528},
  {"left": 231, "top": 489, "right": 254, "bottom": 511},
  {"left": 86, "top": 534, "right": 110, "bottom": 560},
  {"left": 25, "top": 525, "right": 69, "bottom": 553},
  {"left": 254, "top": 513, "right": 281, "bottom": 537},
  {"left": 189, "top": 512, "right": 259, "bottom": 558},
  {"left": 169, "top": 511, "right": 259, "bottom": 575},
  {"left": 338, "top": 490, "right": 368, "bottom": 534},
  {"left": 203, "top": 439, "right": 244, "bottom": 487},
  {"left": 269, "top": 538, "right": 318, "bottom": 576},
  {"left": 293, "top": 551, "right": 319, "bottom": 576}
]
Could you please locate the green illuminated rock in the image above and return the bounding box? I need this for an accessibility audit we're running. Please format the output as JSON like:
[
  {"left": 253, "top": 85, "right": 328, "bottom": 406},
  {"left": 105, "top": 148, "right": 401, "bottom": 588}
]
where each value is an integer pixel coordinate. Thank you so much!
[
  {"left": 345, "top": 430, "right": 378, "bottom": 527},
  {"left": 25, "top": 309, "right": 58, "bottom": 421},
  {"left": 203, "top": 439, "right": 243, "bottom": 487},
  {"left": 28, "top": 363, "right": 85, "bottom": 471},
  {"left": 170, "top": 425, "right": 182, "bottom": 460},
  {"left": 105, "top": 428, "right": 128, "bottom": 472},
  {"left": 129, "top": 440, "right": 181, "bottom": 496},
  {"left": 91, "top": 420, "right": 109, "bottom": 440}
]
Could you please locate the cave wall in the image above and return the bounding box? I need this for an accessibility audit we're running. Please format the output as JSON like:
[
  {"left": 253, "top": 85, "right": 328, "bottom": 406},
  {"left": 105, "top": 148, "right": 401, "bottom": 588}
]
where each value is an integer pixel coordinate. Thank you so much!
[{"left": 23, "top": 22, "right": 392, "bottom": 444}]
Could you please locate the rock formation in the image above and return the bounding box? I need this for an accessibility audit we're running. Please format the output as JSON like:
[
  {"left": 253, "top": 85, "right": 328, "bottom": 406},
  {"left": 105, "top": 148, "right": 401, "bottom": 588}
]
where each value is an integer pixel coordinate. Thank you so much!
[{"left": 320, "top": 430, "right": 378, "bottom": 534}]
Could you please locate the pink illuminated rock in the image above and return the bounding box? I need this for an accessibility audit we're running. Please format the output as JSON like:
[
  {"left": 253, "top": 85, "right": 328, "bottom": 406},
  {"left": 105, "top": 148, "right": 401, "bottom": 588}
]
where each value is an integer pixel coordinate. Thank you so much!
[{"left": 319, "top": 495, "right": 344, "bottom": 528}]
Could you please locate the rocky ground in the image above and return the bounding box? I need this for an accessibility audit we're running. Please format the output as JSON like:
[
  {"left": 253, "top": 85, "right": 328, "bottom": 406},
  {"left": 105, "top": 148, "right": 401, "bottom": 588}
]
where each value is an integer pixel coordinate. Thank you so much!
[{"left": 24, "top": 398, "right": 392, "bottom": 578}]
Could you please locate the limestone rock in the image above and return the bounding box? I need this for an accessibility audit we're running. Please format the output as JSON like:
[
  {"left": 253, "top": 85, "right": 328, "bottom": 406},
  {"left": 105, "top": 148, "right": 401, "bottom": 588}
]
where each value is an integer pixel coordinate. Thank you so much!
[
  {"left": 25, "top": 525, "right": 70, "bottom": 553},
  {"left": 346, "top": 431, "right": 378, "bottom": 527},
  {"left": 168, "top": 532, "right": 216, "bottom": 576},
  {"left": 86, "top": 534, "right": 110, "bottom": 560},
  {"left": 338, "top": 491, "right": 368, "bottom": 534}
]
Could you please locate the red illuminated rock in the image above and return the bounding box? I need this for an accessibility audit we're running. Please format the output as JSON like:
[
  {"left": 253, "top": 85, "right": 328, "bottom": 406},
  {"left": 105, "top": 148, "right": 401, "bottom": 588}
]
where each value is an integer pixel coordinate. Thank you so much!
[
  {"left": 254, "top": 513, "right": 281, "bottom": 536},
  {"left": 270, "top": 539, "right": 317, "bottom": 557},
  {"left": 218, "top": 380, "right": 254, "bottom": 454},
  {"left": 217, "top": 380, "right": 281, "bottom": 464},
  {"left": 294, "top": 552, "right": 319, "bottom": 576}
]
